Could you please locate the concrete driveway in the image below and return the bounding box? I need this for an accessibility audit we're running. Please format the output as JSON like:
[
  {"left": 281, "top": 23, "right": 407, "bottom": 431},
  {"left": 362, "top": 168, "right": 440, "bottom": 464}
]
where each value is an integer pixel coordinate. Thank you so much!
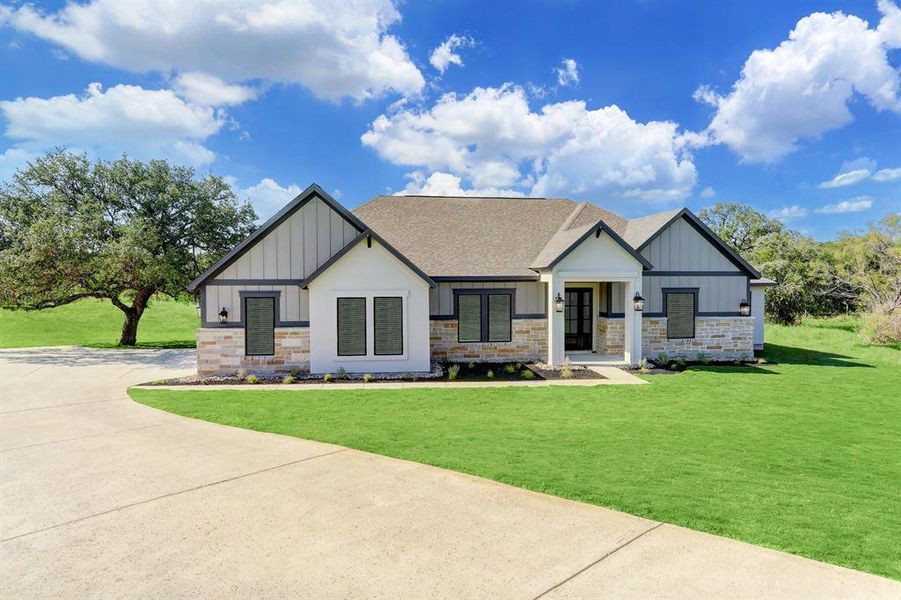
[{"left": 1, "top": 348, "right": 897, "bottom": 599}]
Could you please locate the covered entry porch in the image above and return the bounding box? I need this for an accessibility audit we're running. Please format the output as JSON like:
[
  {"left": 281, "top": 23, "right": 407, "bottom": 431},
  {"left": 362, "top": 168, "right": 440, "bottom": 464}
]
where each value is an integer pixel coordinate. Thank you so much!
[{"left": 551, "top": 278, "right": 642, "bottom": 366}]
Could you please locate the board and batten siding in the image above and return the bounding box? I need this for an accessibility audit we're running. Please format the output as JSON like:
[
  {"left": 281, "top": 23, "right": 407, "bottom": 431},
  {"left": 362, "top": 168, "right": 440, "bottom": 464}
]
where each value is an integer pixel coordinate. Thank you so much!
[
  {"left": 429, "top": 281, "right": 547, "bottom": 317},
  {"left": 202, "top": 196, "right": 359, "bottom": 324},
  {"left": 204, "top": 284, "right": 308, "bottom": 324},
  {"left": 637, "top": 216, "right": 749, "bottom": 315},
  {"left": 639, "top": 217, "right": 741, "bottom": 272}
]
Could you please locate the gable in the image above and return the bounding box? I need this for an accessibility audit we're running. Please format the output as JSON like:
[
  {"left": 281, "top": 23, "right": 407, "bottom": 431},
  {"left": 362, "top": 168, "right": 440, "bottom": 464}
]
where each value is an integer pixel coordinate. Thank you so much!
[
  {"left": 640, "top": 216, "right": 742, "bottom": 273},
  {"left": 215, "top": 196, "right": 359, "bottom": 281},
  {"left": 554, "top": 229, "right": 646, "bottom": 273},
  {"left": 305, "top": 235, "right": 434, "bottom": 291},
  {"left": 188, "top": 185, "right": 363, "bottom": 291}
]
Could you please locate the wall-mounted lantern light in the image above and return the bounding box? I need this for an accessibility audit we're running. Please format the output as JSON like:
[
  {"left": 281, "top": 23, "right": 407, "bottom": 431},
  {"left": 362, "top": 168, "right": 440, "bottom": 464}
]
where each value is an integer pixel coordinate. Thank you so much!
[
  {"left": 739, "top": 299, "right": 751, "bottom": 316},
  {"left": 633, "top": 292, "right": 645, "bottom": 312},
  {"left": 196, "top": 304, "right": 202, "bottom": 318},
  {"left": 554, "top": 293, "right": 565, "bottom": 313},
  {"left": 218, "top": 307, "right": 229, "bottom": 324}
]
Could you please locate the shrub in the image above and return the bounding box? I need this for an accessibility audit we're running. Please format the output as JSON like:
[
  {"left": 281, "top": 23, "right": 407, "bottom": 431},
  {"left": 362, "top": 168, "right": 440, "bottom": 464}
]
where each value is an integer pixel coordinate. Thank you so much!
[
  {"left": 245, "top": 374, "right": 259, "bottom": 384},
  {"left": 695, "top": 352, "right": 710, "bottom": 365},
  {"left": 560, "top": 357, "right": 573, "bottom": 379},
  {"left": 467, "top": 361, "right": 476, "bottom": 369},
  {"left": 672, "top": 358, "right": 687, "bottom": 371},
  {"left": 336, "top": 367, "right": 347, "bottom": 379},
  {"left": 236, "top": 368, "right": 246, "bottom": 380},
  {"left": 655, "top": 353, "right": 669, "bottom": 367},
  {"left": 323, "top": 372, "right": 333, "bottom": 382},
  {"left": 859, "top": 311, "right": 901, "bottom": 347},
  {"left": 638, "top": 358, "right": 650, "bottom": 374},
  {"left": 486, "top": 369, "right": 494, "bottom": 379},
  {"left": 521, "top": 369, "right": 535, "bottom": 380},
  {"left": 504, "top": 363, "right": 517, "bottom": 374},
  {"left": 282, "top": 375, "right": 295, "bottom": 384},
  {"left": 290, "top": 367, "right": 302, "bottom": 377},
  {"left": 448, "top": 364, "right": 460, "bottom": 380},
  {"left": 362, "top": 373, "right": 373, "bottom": 383}
]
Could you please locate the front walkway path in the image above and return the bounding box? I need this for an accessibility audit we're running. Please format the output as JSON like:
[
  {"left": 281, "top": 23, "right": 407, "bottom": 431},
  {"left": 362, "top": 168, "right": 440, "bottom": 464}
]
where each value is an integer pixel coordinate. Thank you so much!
[{"left": 1, "top": 347, "right": 897, "bottom": 598}]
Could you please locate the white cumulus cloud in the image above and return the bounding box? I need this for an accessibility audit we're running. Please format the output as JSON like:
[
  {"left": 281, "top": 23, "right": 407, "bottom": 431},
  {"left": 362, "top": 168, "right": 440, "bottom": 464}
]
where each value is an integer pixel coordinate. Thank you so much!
[
  {"left": 362, "top": 84, "right": 698, "bottom": 202},
  {"left": 819, "top": 168, "right": 872, "bottom": 188},
  {"left": 173, "top": 72, "right": 258, "bottom": 106},
  {"left": 695, "top": 0, "right": 901, "bottom": 163},
  {"left": 5, "top": 0, "right": 424, "bottom": 102},
  {"left": 872, "top": 167, "right": 901, "bottom": 181},
  {"left": 0, "top": 82, "right": 224, "bottom": 166},
  {"left": 429, "top": 34, "right": 474, "bottom": 73},
  {"left": 399, "top": 171, "right": 524, "bottom": 197},
  {"left": 555, "top": 58, "right": 580, "bottom": 87},
  {"left": 768, "top": 205, "right": 809, "bottom": 220},
  {"left": 237, "top": 177, "right": 303, "bottom": 221},
  {"left": 815, "top": 196, "right": 874, "bottom": 213},
  {"left": 700, "top": 186, "right": 716, "bottom": 199}
]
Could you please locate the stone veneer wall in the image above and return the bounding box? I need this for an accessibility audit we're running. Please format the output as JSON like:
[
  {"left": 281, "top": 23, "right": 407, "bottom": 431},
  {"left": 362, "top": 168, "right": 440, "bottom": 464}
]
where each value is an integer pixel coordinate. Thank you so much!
[
  {"left": 596, "top": 317, "right": 625, "bottom": 355},
  {"left": 430, "top": 318, "right": 547, "bottom": 361},
  {"left": 197, "top": 327, "right": 310, "bottom": 375},
  {"left": 642, "top": 316, "right": 754, "bottom": 360}
]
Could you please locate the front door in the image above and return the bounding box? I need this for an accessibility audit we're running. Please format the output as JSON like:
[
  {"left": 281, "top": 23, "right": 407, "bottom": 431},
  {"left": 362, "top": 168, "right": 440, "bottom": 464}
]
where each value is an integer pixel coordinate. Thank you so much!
[{"left": 564, "top": 288, "right": 593, "bottom": 351}]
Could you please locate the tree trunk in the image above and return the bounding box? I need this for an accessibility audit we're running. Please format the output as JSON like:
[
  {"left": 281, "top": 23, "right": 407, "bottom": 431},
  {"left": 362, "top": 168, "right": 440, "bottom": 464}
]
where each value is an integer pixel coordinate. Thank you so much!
[{"left": 117, "top": 288, "right": 153, "bottom": 346}]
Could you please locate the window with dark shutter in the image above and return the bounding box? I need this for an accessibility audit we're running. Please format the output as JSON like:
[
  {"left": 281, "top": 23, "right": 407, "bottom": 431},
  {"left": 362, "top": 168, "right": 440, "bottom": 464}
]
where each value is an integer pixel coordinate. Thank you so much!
[
  {"left": 457, "top": 294, "right": 482, "bottom": 342},
  {"left": 337, "top": 297, "right": 366, "bottom": 356},
  {"left": 487, "top": 293, "right": 512, "bottom": 342},
  {"left": 666, "top": 292, "right": 696, "bottom": 339},
  {"left": 245, "top": 296, "right": 275, "bottom": 356},
  {"left": 374, "top": 297, "right": 403, "bottom": 355}
]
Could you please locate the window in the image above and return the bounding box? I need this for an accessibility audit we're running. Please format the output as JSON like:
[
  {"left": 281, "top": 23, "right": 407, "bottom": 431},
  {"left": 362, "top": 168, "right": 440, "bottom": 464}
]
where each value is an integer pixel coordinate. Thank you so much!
[
  {"left": 337, "top": 297, "right": 366, "bottom": 356},
  {"left": 456, "top": 291, "right": 513, "bottom": 343},
  {"left": 244, "top": 296, "right": 275, "bottom": 356},
  {"left": 665, "top": 291, "right": 696, "bottom": 339},
  {"left": 373, "top": 297, "right": 403, "bottom": 355},
  {"left": 457, "top": 294, "right": 482, "bottom": 342},
  {"left": 487, "top": 293, "right": 512, "bottom": 342}
]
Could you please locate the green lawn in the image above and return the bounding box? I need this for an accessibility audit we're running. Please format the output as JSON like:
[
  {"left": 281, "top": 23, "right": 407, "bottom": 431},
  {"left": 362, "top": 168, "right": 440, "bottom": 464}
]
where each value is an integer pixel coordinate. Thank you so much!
[
  {"left": 0, "top": 298, "right": 198, "bottom": 348},
  {"left": 130, "top": 319, "right": 901, "bottom": 580}
]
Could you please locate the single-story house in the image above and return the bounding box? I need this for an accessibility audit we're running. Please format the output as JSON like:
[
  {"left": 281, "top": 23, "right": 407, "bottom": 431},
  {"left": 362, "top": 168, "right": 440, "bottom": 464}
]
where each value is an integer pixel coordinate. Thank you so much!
[{"left": 188, "top": 184, "right": 775, "bottom": 375}]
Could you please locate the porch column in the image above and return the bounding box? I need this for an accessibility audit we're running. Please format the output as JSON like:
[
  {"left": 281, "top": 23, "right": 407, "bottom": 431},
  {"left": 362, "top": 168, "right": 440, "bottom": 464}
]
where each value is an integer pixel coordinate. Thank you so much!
[
  {"left": 546, "top": 274, "right": 565, "bottom": 366},
  {"left": 623, "top": 278, "right": 643, "bottom": 365}
]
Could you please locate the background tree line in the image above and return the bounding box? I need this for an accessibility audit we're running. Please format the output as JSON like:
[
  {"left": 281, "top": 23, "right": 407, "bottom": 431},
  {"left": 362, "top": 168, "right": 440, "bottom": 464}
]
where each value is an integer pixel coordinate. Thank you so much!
[{"left": 699, "top": 203, "right": 900, "bottom": 346}]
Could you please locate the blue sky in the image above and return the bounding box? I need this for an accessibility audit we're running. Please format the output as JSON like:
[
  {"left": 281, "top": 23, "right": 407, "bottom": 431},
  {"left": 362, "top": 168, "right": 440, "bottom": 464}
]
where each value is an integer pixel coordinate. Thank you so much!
[{"left": 1, "top": 0, "right": 899, "bottom": 240}]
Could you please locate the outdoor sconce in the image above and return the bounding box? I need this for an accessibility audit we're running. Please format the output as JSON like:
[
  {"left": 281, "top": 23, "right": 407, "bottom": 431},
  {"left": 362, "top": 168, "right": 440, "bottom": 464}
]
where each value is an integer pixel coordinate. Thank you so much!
[
  {"left": 633, "top": 292, "right": 645, "bottom": 312},
  {"left": 196, "top": 304, "right": 202, "bottom": 318},
  {"left": 218, "top": 307, "right": 229, "bottom": 324},
  {"left": 739, "top": 299, "right": 751, "bottom": 316},
  {"left": 554, "top": 293, "right": 565, "bottom": 313}
]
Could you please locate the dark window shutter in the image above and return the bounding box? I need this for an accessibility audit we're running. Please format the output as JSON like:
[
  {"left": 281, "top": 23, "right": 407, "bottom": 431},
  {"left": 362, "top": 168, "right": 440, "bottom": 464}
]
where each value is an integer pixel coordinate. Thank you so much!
[
  {"left": 666, "top": 292, "right": 695, "bottom": 339},
  {"left": 374, "top": 297, "right": 403, "bottom": 355},
  {"left": 245, "top": 297, "right": 275, "bottom": 356},
  {"left": 457, "top": 294, "right": 482, "bottom": 342},
  {"left": 487, "top": 293, "right": 512, "bottom": 342},
  {"left": 337, "top": 297, "right": 366, "bottom": 356}
]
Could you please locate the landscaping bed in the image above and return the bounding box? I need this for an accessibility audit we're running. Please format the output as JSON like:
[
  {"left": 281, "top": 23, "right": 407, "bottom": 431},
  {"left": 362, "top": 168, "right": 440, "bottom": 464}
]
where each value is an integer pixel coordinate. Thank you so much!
[{"left": 143, "top": 360, "right": 603, "bottom": 386}]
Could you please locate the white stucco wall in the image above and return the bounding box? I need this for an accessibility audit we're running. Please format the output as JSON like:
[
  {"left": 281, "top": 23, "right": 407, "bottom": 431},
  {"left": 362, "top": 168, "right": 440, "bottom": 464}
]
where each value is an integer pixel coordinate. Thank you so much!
[{"left": 307, "top": 239, "right": 431, "bottom": 373}]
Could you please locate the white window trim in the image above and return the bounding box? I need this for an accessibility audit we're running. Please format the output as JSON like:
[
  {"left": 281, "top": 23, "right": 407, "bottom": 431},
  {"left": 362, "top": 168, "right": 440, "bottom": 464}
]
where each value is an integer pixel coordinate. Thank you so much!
[{"left": 330, "top": 290, "right": 409, "bottom": 362}]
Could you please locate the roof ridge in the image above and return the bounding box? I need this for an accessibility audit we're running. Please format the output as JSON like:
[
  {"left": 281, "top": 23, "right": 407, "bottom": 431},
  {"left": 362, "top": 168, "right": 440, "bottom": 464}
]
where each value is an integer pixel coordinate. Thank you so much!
[{"left": 558, "top": 201, "right": 588, "bottom": 232}]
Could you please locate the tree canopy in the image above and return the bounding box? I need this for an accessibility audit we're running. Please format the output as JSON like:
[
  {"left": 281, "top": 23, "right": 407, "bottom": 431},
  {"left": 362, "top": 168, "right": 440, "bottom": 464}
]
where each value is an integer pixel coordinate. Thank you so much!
[{"left": 0, "top": 150, "right": 257, "bottom": 345}]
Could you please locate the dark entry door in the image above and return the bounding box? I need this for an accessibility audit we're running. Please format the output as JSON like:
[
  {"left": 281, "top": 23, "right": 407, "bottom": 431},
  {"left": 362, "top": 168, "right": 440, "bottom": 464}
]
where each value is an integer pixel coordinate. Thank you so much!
[{"left": 564, "top": 288, "right": 592, "bottom": 351}]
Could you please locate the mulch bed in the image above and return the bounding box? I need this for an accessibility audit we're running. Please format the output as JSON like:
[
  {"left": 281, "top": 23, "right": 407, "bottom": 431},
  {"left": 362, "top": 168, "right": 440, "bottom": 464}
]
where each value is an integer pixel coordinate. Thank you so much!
[{"left": 142, "top": 360, "right": 605, "bottom": 386}]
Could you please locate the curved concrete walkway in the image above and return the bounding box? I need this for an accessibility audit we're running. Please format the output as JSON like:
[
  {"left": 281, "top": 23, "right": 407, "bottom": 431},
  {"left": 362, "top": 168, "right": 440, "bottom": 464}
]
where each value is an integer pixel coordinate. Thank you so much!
[{"left": 1, "top": 347, "right": 897, "bottom": 598}]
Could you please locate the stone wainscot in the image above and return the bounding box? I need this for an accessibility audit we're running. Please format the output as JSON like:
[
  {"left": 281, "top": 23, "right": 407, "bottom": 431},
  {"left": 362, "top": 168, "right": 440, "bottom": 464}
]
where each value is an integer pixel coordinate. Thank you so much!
[
  {"left": 642, "top": 316, "right": 754, "bottom": 360},
  {"left": 197, "top": 327, "right": 310, "bottom": 375},
  {"left": 430, "top": 318, "right": 547, "bottom": 362}
]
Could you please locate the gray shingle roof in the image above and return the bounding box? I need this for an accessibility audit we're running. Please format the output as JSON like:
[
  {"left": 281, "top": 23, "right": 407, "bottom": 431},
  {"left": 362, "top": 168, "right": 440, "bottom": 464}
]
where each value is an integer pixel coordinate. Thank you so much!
[{"left": 353, "top": 195, "right": 673, "bottom": 278}]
